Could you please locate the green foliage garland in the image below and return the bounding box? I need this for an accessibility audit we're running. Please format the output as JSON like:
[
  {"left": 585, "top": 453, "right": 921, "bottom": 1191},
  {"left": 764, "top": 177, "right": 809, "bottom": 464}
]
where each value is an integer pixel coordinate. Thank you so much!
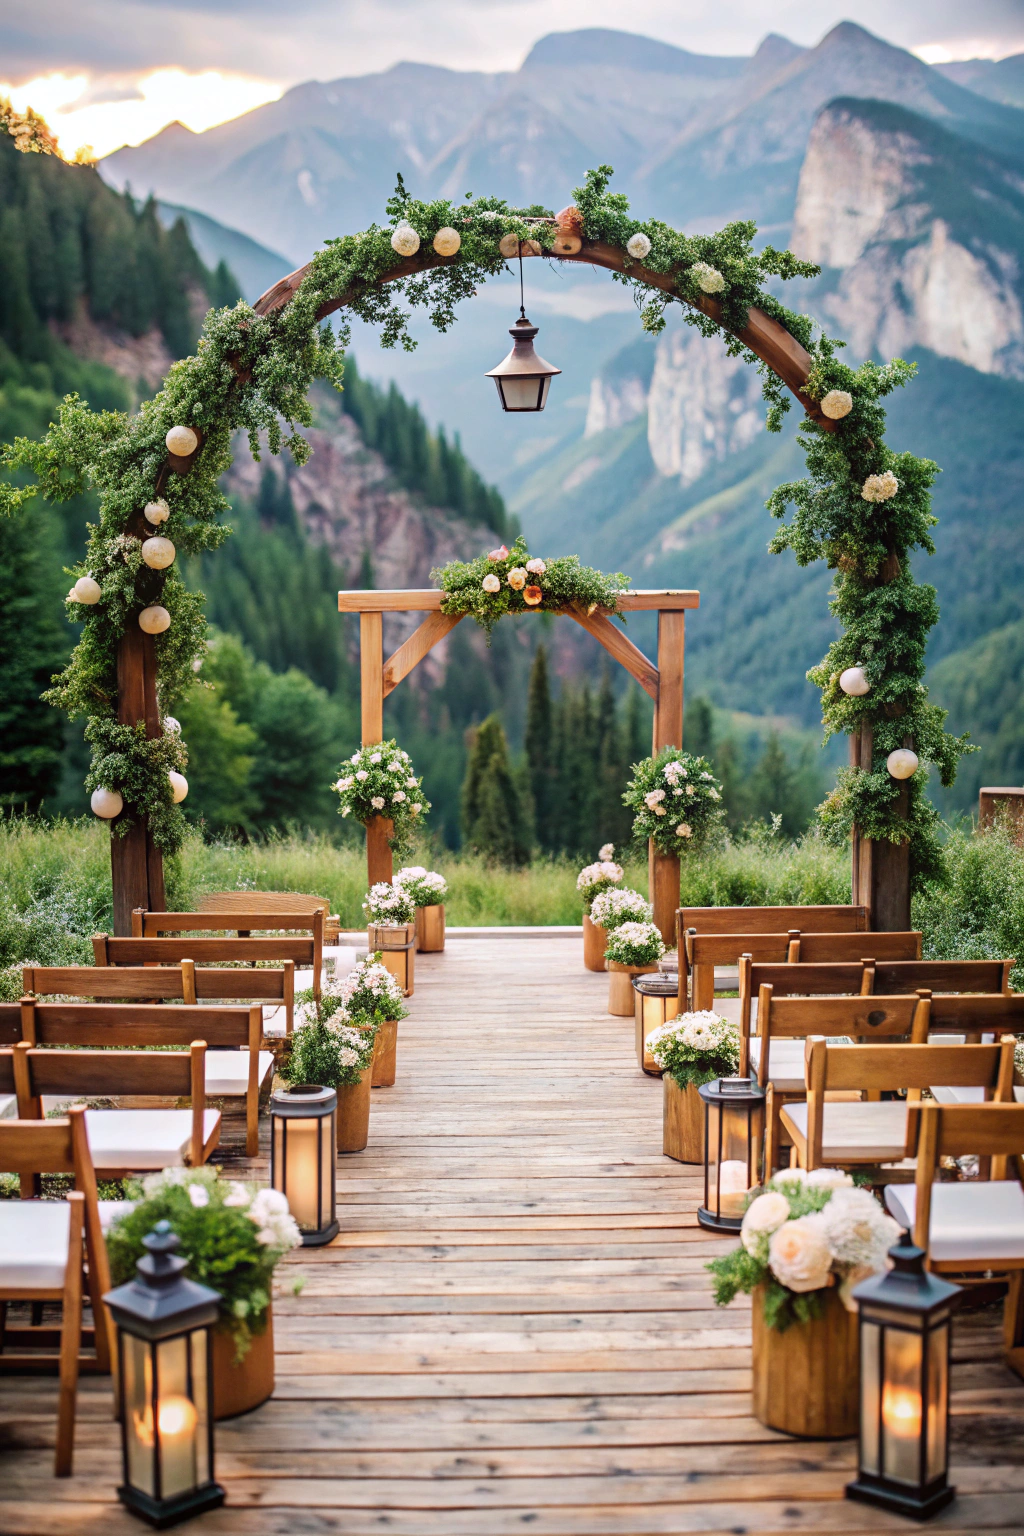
[
  {"left": 432, "top": 534, "right": 629, "bottom": 638},
  {"left": 84, "top": 719, "right": 188, "bottom": 853}
]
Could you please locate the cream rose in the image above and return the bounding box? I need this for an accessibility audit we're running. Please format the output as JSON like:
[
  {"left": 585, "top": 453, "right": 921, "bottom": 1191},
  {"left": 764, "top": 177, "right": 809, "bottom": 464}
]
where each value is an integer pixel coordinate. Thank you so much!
[
  {"left": 861, "top": 470, "right": 899, "bottom": 502},
  {"left": 768, "top": 1216, "right": 832, "bottom": 1293},
  {"left": 507, "top": 567, "right": 527, "bottom": 590},
  {"left": 740, "top": 1191, "right": 791, "bottom": 1255},
  {"left": 482, "top": 572, "right": 500, "bottom": 593}
]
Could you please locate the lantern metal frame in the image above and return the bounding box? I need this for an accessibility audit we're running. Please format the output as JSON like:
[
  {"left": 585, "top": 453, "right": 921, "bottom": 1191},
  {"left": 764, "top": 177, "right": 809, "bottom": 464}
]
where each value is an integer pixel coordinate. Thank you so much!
[
  {"left": 632, "top": 973, "right": 679, "bottom": 1075},
  {"left": 696, "top": 1075, "right": 766, "bottom": 1233},
  {"left": 485, "top": 249, "right": 561, "bottom": 412},
  {"left": 846, "top": 1232, "right": 962, "bottom": 1520},
  {"left": 270, "top": 1083, "right": 339, "bottom": 1246},
  {"left": 103, "top": 1222, "right": 224, "bottom": 1529}
]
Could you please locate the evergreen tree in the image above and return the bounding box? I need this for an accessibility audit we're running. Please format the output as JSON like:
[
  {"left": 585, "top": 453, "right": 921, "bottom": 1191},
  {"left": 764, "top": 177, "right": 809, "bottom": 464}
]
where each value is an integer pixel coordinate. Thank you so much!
[
  {"left": 684, "top": 696, "right": 715, "bottom": 758},
  {"left": 0, "top": 503, "right": 69, "bottom": 809},
  {"left": 748, "top": 731, "right": 804, "bottom": 836},
  {"left": 525, "top": 645, "right": 556, "bottom": 852},
  {"left": 461, "top": 714, "right": 530, "bottom": 865}
]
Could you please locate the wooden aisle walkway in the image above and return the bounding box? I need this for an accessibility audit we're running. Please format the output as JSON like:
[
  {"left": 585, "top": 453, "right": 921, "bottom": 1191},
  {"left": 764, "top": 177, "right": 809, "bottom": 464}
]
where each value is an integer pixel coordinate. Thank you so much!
[{"left": 2, "top": 933, "right": 1024, "bottom": 1533}]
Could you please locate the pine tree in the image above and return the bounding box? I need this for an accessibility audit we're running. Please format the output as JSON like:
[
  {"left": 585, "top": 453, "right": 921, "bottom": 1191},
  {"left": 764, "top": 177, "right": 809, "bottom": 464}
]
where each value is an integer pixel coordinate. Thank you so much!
[
  {"left": 0, "top": 503, "right": 70, "bottom": 809},
  {"left": 684, "top": 696, "right": 715, "bottom": 758},
  {"left": 461, "top": 714, "right": 530, "bottom": 865},
  {"left": 748, "top": 731, "right": 803, "bottom": 835},
  {"left": 525, "top": 645, "right": 556, "bottom": 851}
]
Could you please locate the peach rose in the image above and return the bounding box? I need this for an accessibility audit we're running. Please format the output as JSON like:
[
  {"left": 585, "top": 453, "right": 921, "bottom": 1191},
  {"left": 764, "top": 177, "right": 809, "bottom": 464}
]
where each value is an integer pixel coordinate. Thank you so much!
[
  {"left": 768, "top": 1216, "right": 832, "bottom": 1293},
  {"left": 507, "top": 567, "right": 527, "bottom": 590},
  {"left": 523, "top": 585, "right": 543, "bottom": 606},
  {"left": 487, "top": 544, "right": 509, "bottom": 561}
]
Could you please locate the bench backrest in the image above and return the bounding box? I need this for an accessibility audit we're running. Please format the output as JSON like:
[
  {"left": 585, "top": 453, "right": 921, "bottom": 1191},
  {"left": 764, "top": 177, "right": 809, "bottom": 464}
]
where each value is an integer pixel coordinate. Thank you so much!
[
  {"left": 925, "top": 992, "right": 1024, "bottom": 1036},
  {"left": 683, "top": 927, "right": 920, "bottom": 1011},
  {"left": 679, "top": 905, "right": 868, "bottom": 936},
  {"left": 23, "top": 961, "right": 294, "bottom": 1028},
  {"left": 910, "top": 1102, "right": 1024, "bottom": 1251},
  {"left": 795, "top": 931, "right": 922, "bottom": 963},
  {"left": 738, "top": 960, "right": 868, "bottom": 1067},
  {"left": 871, "top": 959, "right": 1014, "bottom": 995},
  {"left": 93, "top": 933, "right": 318, "bottom": 1000},
  {"left": 756, "top": 989, "right": 927, "bottom": 1087},
  {"left": 9, "top": 998, "right": 259, "bottom": 1050}
]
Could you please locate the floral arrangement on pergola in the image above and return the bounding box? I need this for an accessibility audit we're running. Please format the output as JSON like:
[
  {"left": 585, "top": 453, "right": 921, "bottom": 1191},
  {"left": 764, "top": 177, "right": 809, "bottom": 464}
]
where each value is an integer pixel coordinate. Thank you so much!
[{"left": 0, "top": 164, "right": 971, "bottom": 926}]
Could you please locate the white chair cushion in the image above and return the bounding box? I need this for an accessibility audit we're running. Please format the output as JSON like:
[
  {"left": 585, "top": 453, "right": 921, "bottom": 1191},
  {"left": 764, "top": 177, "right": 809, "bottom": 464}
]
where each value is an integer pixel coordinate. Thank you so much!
[
  {"left": 885, "top": 1181, "right": 1024, "bottom": 1261},
  {"left": 749, "top": 1038, "right": 807, "bottom": 1091},
  {"left": 0, "top": 1200, "right": 70, "bottom": 1289},
  {"left": 783, "top": 1100, "right": 908, "bottom": 1162},
  {"left": 0, "top": 1094, "right": 16, "bottom": 1120},
  {"left": 931, "top": 1084, "right": 1024, "bottom": 1104},
  {"left": 204, "top": 1050, "right": 274, "bottom": 1096},
  {"left": 84, "top": 1108, "right": 221, "bottom": 1170}
]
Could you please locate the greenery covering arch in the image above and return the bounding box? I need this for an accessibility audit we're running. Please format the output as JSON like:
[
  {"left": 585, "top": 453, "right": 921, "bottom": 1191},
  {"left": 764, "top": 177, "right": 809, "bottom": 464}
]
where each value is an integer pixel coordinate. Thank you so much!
[{"left": 0, "top": 164, "right": 971, "bottom": 890}]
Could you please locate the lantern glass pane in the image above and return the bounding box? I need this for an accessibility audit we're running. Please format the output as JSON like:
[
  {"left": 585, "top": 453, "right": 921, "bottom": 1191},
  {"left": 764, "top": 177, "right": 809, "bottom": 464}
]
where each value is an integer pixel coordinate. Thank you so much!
[
  {"left": 881, "top": 1326, "right": 924, "bottom": 1485},
  {"left": 926, "top": 1321, "right": 949, "bottom": 1481},
  {"left": 718, "top": 1101, "right": 759, "bottom": 1217},
  {"left": 189, "top": 1329, "right": 211, "bottom": 1487},
  {"left": 859, "top": 1319, "right": 881, "bottom": 1475},
  {"left": 705, "top": 1100, "right": 721, "bottom": 1216},
  {"left": 124, "top": 1332, "right": 156, "bottom": 1497},
  {"left": 155, "top": 1335, "right": 199, "bottom": 1500},
  {"left": 320, "top": 1111, "right": 335, "bottom": 1230},
  {"left": 281, "top": 1116, "right": 322, "bottom": 1232},
  {"left": 497, "top": 376, "right": 544, "bottom": 411}
]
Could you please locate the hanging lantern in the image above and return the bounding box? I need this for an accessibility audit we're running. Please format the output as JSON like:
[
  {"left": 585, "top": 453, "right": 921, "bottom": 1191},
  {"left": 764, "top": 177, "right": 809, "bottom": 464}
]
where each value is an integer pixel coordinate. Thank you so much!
[
  {"left": 633, "top": 975, "right": 678, "bottom": 1075},
  {"left": 165, "top": 426, "right": 198, "bottom": 457},
  {"left": 72, "top": 575, "right": 102, "bottom": 604},
  {"left": 139, "top": 606, "right": 171, "bottom": 635},
  {"left": 142, "top": 537, "right": 176, "bottom": 570},
  {"left": 696, "top": 1076, "right": 766, "bottom": 1232},
  {"left": 144, "top": 499, "right": 170, "bottom": 525},
  {"left": 168, "top": 771, "right": 188, "bottom": 804},
  {"left": 270, "top": 1085, "right": 339, "bottom": 1246},
  {"left": 486, "top": 316, "right": 561, "bottom": 413},
  {"left": 846, "top": 1232, "right": 961, "bottom": 1519},
  {"left": 840, "top": 666, "right": 869, "bottom": 696},
  {"left": 103, "top": 1222, "right": 224, "bottom": 1528},
  {"left": 91, "top": 787, "right": 124, "bottom": 820},
  {"left": 887, "top": 749, "right": 920, "bottom": 780}
]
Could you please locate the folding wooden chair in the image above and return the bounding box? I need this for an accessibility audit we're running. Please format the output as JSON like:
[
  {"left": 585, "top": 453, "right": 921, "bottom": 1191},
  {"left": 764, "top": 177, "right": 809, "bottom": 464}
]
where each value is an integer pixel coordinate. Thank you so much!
[
  {"left": 0, "top": 1108, "right": 115, "bottom": 1473},
  {"left": 884, "top": 1101, "right": 1024, "bottom": 1378}
]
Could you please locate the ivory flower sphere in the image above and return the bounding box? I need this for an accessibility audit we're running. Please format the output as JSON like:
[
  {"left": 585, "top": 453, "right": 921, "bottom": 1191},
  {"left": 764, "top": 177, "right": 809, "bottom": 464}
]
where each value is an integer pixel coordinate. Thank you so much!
[
  {"left": 523, "top": 585, "right": 543, "bottom": 606},
  {"left": 432, "top": 226, "right": 461, "bottom": 256},
  {"left": 482, "top": 572, "right": 501, "bottom": 593},
  {"left": 525, "top": 558, "right": 546, "bottom": 575},
  {"left": 820, "top": 389, "right": 854, "bottom": 420},
  {"left": 168, "top": 771, "right": 188, "bottom": 803},
  {"left": 741, "top": 1191, "right": 791, "bottom": 1255},
  {"left": 138, "top": 604, "right": 171, "bottom": 634},
  {"left": 626, "top": 231, "right": 651, "bottom": 260},
  {"left": 691, "top": 261, "right": 725, "bottom": 293},
  {"left": 72, "top": 575, "right": 101, "bottom": 604},
  {"left": 839, "top": 665, "right": 870, "bottom": 696},
  {"left": 887, "top": 748, "right": 919, "bottom": 779},
  {"left": 861, "top": 470, "right": 899, "bottom": 502},
  {"left": 165, "top": 425, "right": 198, "bottom": 456},
  {"left": 507, "top": 567, "right": 527, "bottom": 590},
  {"left": 768, "top": 1216, "right": 833, "bottom": 1293},
  {"left": 391, "top": 222, "right": 420, "bottom": 256},
  {"left": 90, "top": 786, "right": 123, "bottom": 819}
]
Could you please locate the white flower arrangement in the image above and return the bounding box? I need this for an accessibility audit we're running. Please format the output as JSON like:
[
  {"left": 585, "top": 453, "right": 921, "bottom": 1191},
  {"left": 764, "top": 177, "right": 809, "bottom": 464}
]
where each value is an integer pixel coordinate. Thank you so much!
[
  {"left": 589, "top": 886, "right": 653, "bottom": 931},
  {"left": 598, "top": 842, "right": 615, "bottom": 861},
  {"left": 576, "top": 858, "right": 623, "bottom": 911},
  {"left": 861, "top": 470, "right": 899, "bottom": 502},
  {"left": 709, "top": 1167, "right": 900, "bottom": 1330},
  {"left": 332, "top": 738, "right": 429, "bottom": 852},
  {"left": 626, "top": 231, "right": 651, "bottom": 260},
  {"left": 336, "top": 953, "right": 408, "bottom": 1026},
  {"left": 395, "top": 866, "right": 448, "bottom": 906},
  {"left": 363, "top": 880, "right": 416, "bottom": 926},
  {"left": 622, "top": 748, "right": 725, "bottom": 855},
  {"left": 647, "top": 1010, "right": 739, "bottom": 1088},
  {"left": 605, "top": 920, "right": 665, "bottom": 967},
  {"left": 820, "top": 389, "right": 853, "bottom": 420},
  {"left": 690, "top": 260, "right": 725, "bottom": 294}
]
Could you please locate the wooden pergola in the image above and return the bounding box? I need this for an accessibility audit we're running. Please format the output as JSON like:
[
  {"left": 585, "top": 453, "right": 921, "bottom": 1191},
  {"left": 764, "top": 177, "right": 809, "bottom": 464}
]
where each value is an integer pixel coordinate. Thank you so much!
[{"left": 339, "top": 587, "right": 699, "bottom": 940}]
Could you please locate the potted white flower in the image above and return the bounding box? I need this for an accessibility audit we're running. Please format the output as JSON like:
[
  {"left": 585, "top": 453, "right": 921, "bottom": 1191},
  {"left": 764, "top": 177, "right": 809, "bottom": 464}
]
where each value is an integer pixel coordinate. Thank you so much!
[
  {"left": 283, "top": 987, "right": 380, "bottom": 1151},
  {"left": 577, "top": 848, "right": 624, "bottom": 971},
  {"left": 604, "top": 919, "right": 665, "bottom": 1014},
  {"left": 395, "top": 865, "right": 448, "bottom": 952},
  {"left": 589, "top": 886, "right": 653, "bottom": 932},
  {"left": 709, "top": 1168, "right": 900, "bottom": 1438},
  {"left": 648, "top": 1011, "right": 739, "bottom": 1163},
  {"left": 363, "top": 880, "right": 416, "bottom": 995},
  {"left": 337, "top": 953, "right": 409, "bottom": 1094}
]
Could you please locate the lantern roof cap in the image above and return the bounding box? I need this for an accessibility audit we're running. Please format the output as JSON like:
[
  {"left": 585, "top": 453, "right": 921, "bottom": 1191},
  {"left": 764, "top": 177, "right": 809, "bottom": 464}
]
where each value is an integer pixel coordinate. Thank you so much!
[
  {"left": 270, "top": 1082, "right": 338, "bottom": 1117},
  {"left": 104, "top": 1221, "right": 221, "bottom": 1337},
  {"left": 485, "top": 313, "right": 562, "bottom": 381},
  {"left": 851, "top": 1229, "right": 962, "bottom": 1313},
  {"left": 633, "top": 973, "right": 679, "bottom": 996},
  {"left": 698, "top": 1074, "right": 766, "bottom": 1105}
]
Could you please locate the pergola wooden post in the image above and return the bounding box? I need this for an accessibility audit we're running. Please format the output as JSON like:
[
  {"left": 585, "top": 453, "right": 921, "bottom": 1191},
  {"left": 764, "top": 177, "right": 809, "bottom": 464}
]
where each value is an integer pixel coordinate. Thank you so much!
[{"left": 340, "top": 588, "right": 699, "bottom": 940}]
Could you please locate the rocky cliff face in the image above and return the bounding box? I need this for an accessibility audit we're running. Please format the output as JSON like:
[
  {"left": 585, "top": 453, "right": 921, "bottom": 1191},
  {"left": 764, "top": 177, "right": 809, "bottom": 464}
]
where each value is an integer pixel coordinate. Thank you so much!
[
  {"left": 647, "top": 327, "right": 763, "bottom": 484},
  {"left": 791, "top": 100, "right": 1024, "bottom": 378}
]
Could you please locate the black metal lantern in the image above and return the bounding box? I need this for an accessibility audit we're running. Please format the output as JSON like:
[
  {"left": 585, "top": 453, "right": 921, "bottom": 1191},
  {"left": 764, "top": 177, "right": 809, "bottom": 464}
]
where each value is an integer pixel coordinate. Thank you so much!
[
  {"left": 696, "top": 1076, "right": 766, "bottom": 1232},
  {"left": 633, "top": 975, "right": 679, "bottom": 1075},
  {"left": 104, "top": 1223, "right": 224, "bottom": 1529},
  {"left": 847, "top": 1231, "right": 962, "bottom": 1520},
  {"left": 486, "top": 249, "right": 560, "bottom": 412},
  {"left": 270, "top": 1084, "right": 338, "bottom": 1246}
]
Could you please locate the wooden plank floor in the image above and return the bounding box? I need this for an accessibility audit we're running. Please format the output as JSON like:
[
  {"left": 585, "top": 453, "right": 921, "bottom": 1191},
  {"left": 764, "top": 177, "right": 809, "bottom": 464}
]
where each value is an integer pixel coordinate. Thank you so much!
[{"left": 2, "top": 933, "right": 1023, "bottom": 1533}]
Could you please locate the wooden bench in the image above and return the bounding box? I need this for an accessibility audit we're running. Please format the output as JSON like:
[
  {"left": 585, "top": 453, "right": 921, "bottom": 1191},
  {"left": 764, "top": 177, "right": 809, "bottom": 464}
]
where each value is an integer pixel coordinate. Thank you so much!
[
  {"left": 2, "top": 999, "right": 268, "bottom": 1156},
  {"left": 94, "top": 931, "right": 321, "bottom": 1003},
  {"left": 23, "top": 961, "right": 297, "bottom": 1036},
  {"left": 870, "top": 958, "right": 1014, "bottom": 996},
  {"left": 0, "top": 1041, "right": 219, "bottom": 1174},
  {"left": 924, "top": 992, "right": 1024, "bottom": 1042},
  {"left": 198, "top": 889, "right": 340, "bottom": 944},
  {"left": 0, "top": 1108, "right": 114, "bottom": 1473},
  {"left": 133, "top": 905, "right": 324, "bottom": 985},
  {"left": 683, "top": 929, "right": 922, "bottom": 1011},
  {"left": 738, "top": 961, "right": 870, "bottom": 1071}
]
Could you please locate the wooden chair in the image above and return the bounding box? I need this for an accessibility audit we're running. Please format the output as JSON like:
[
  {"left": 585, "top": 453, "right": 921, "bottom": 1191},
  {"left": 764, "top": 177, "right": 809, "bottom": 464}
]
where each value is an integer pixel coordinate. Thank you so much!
[
  {"left": 780, "top": 1035, "right": 1017, "bottom": 1175},
  {"left": 756, "top": 990, "right": 930, "bottom": 1172},
  {"left": 682, "top": 928, "right": 921, "bottom": 1012},
  {"left": 94, "top": 930, "right": 321, "bottom": 1002},
  {"left": 0, "top": 1108, "right": 115, "bottom": 1473},
  {"left": 1, "top": 1040, "right": 219, "bottom": 1174},
  {"left": 22, "top": 960, "right": 297, "bottom": 1036},
  {"left": 133, "top": 904, "right": 324, "bottom": 987},
  {"left": 737, "top": 960, "right": 870, "bottom": 1073},
  {"left": 3, "top": 999, "right": 268, "bottom": 1157},
  {"left": 884, "top": 1101, "right": 1024, "bottom": 1377},
  {"left": 198, "top": 889, "right": 340, "bottom": 944}
]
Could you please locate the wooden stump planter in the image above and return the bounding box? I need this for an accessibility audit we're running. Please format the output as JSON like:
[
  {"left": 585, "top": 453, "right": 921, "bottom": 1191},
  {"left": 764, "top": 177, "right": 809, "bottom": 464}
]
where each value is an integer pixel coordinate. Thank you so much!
[
  {"left": 415, "top": 903, "right": 445, "bottom": 952},
  {"left": 751, "top": 1281, "right": 859, "bottom": 1438},
  {"left": 368, "top": 922, "right": 415, "bottom": 995},
  {"left": 372, "top": 1019, "right": 398, "bottom": 1087},
  {"left": 663, "top": 1074, "right": 705, "bottom": 1163},
  {"left": 212, "top": 1308, "right": 275, "bottom": 1419},
  {"left": 583, "top": 914, "right": 608, "bottom": 972},
  {"left": 337, "top": 1064, "right": 372, "bottom": 1152},
  {"left": 608, "top": 960, "right": 657, "bottom": 1015}
]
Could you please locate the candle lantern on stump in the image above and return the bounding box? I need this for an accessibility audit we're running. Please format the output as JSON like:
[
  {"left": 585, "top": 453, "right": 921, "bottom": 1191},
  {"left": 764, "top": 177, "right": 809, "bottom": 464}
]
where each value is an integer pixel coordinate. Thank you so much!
[
  {"left": 696, "top": 1076, "right": 766, "bottom": 1232},
  {"left": 632, "top": 974, "right": 678, "bottom": 1074},
  {"left": 269, "top": 1085, "right": 338, "bottom": 1246},
  {"left": 103, "top": 1222, "right": 224, "bottom": 1528},
  {"left": 846, "top": 1231, "right": 961, "bottom": 1520}
]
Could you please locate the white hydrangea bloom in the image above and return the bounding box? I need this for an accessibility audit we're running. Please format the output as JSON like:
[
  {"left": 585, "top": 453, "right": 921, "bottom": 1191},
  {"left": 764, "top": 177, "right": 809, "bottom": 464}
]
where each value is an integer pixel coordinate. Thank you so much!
[
  {"left": 690, "top": 260, "right": 725, "bottom": 293},
  {"left": 626, "top": 231, "right": 651, "bottom": 259},
  {"left": 861, "top": 470, "right": 899, "bottom": 502}
]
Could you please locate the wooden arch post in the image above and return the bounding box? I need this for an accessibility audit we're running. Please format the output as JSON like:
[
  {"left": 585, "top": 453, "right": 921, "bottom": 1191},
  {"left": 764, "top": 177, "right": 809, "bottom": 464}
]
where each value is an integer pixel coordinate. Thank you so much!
[{"left": 339, "top": 589, "right": 699, "bottom": 942}]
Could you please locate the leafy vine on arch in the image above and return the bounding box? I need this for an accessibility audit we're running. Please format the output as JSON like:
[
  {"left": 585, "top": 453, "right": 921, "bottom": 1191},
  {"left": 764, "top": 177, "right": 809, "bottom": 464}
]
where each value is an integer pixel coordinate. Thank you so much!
[{"left": 0, "top": 165, "right": 972, "bottom": 886}]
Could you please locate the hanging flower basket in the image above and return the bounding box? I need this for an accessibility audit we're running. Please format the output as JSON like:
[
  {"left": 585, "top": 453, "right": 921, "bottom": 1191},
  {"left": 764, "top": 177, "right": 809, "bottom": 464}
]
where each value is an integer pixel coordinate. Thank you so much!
[
  {"left": 623, "top": 748, "right": 724, "bottom": 856},
  {"left": 333, "top": 740, "right": 430, "bottom": 854}
]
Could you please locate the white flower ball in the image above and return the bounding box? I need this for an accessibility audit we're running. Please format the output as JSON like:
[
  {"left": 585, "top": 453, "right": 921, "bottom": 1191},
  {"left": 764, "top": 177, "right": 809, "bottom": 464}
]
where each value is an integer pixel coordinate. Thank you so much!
[
  {"left": 768, "top": 1215, "right": 832, "bottom": 1293},
  {"left": 820, "top": 389, "right": 853, "bottom": 420},
  {"left": 675, "top": 823, "right": 692, "bottom": 838},
  {"left": 740, "top": 1190, "right": 791, "bottom": 1255},
  {"left": 144, "top": 498, "right": 170, "bottom": 525},
  {"left": 165, "top": 425, "right": 198, "bottom": 457},
  {"left": 887, "top": 748, "right": 919, "bottom": 780},
  {"left": 432, "top": 226, "right": 461, "bottom": 256},
  {"left": 72, "top": 575, "right": 101, "bottom": 604},
  {"left": 141, "top": 536, "right": 175, "bottom": 569},
  {"left": 391, "top": 223, "right": 420, "bottom": 256},
  {"left": 805, "top": 1167, "right": 854, "bottom": 1189},
  {"left": 525, "top": 558, "right": 546, "bottom": 575},
  {"left": 91, "top": 786, "right": 123, "bottom": 819},
  {"left": 839, "top": 666, "right": 869, "bottom": 697},
  {"left": 482, "top": 572, "right": 500, "bottom": 593},
  {"left": 168, "top": 771, "right": 188, "bottom": 803},
  {"left": 138, "top": 605, "right": 171, "bottom": 634},
  {"left": 691, "top": 261, "right": 725, "bottom": 294},
  {"left": 861, "top": 470, "right": 899, "bottom": 502},
  {"left": 507, "top": 567, "right": 527, "bottom": 590},
  {"left": 163, "top": 716, "right": 181, "bottom": 736},
  {"left": 626, "top": 232, "right": 651, "bottom": 260}
]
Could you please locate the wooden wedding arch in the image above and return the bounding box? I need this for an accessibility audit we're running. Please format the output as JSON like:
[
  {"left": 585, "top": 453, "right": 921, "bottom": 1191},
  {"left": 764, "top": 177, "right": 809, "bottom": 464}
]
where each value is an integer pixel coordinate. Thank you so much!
[{"left": 110, "top": 232, "right": 906, "bottom": 932}]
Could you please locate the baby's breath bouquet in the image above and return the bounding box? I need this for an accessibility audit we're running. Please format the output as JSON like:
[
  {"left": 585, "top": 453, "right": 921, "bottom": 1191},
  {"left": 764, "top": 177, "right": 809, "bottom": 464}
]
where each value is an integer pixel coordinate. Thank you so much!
[
  {"left": 576, "top": 857, "right": 623, "bottom": 912},
  {"left": 648, "top": 1010, "right": 739, "bottom": 1089},
  {"left": 605, "top": 920, "right": 665, "bottom": 967},
  {"left": 708, "top": 1167, "right": 900, "bottom": 1330},
  {"left": 363, "top": 880, "right": 415, "bottom": 926},
  {"left": 623, "top": 747, "right": 724, "bottom": 855},
  {"left": 337, "top": 953, "right": 408, "bottom": 1027},
  {"left": 332, "top": 739, "right": 429, "bottom": 853},
  {"left": 589, "top": 887, "right": 652, "bottom": 931},
  {"left": 395, "top": 866, "right": 448, "bottom": 906}
]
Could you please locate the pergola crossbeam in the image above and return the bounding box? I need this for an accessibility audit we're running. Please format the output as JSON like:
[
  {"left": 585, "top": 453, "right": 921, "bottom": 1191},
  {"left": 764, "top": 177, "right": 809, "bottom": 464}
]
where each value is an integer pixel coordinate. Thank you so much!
[
  {"left": 567, "top": 610, "right": 659, "bottom": 701},
  {"left": 383, "top": 611, "right": 463, "bottom": 697}
]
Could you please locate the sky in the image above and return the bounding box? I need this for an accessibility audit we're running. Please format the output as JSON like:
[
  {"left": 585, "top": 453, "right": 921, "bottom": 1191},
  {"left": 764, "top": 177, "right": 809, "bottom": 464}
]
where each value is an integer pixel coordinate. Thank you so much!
[{"left": 2, "top": 0, "right": 1024, "bottom": 159}]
